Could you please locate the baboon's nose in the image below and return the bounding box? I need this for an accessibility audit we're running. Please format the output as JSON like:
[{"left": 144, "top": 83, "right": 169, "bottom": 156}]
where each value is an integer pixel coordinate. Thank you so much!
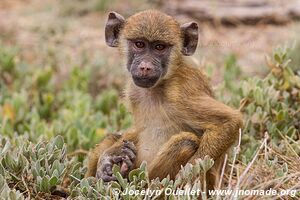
[{"left": 137, "top": 62, "right": 154, "bottom": 76}]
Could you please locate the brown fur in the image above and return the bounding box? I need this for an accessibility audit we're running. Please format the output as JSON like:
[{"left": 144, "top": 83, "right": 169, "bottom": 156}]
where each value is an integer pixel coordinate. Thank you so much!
[
  {"left": 86, "top": 10, "right": 243, "bottom": 191},
  {"left": 122, "top": 10, "right": 182, "bottom": 46}
]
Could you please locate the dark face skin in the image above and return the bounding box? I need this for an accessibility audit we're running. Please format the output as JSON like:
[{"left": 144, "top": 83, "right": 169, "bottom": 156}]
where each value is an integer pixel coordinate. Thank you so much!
[
  {"left": 105, "top": 12, "right": 199, "bottom": 88},
  {"left": 126, "top": 39, "right": 172, "bottom": 88}
]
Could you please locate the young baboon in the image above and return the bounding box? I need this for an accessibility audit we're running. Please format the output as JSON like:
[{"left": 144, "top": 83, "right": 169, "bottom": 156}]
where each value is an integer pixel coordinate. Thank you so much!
[{"left": 86, "top": 10, "right": 243, "bottom": 190}]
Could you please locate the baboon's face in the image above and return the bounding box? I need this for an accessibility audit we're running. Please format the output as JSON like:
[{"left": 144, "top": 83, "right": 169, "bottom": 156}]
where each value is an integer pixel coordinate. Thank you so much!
[
  {"left": 126, "top": 39, "right": 172, "bottom": 88},
  {"left": 104, "top": 10, "right": 199, "bottom": 88}
]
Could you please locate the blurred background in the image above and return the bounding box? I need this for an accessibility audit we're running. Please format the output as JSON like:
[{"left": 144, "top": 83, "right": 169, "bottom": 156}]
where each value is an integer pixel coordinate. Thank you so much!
[
  {"left": 0, "top": 1, "right": 300, "bottom": 199},
  {"left": 1, "top": 0, "right": 300, "bottom": 151},
  {"left": 1, "top": 0, "right": 299, "bottom": 90}
]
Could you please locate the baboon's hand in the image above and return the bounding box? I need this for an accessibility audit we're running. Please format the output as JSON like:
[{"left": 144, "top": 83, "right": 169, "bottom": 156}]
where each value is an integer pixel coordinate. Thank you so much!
[
  {"left": 96, "top": 140, "right": 136, "bottom": 182},
  {"left": 119, "top": 140, "right": 137, "bottom": 176}
]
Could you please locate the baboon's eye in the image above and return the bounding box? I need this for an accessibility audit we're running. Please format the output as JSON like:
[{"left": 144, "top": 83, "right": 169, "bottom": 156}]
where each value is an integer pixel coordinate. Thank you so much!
[
  {"left": 155, "top": 44, "right": 166, "bottom": 51},
  {"left": 134, "top": 41, "right": 145, "bottom": 48}
]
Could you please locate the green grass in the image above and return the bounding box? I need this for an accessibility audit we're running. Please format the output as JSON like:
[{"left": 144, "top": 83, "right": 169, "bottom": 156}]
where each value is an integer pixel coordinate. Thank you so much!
[{"left": 0, "top": 40, "right": 300, "bottom": 199}]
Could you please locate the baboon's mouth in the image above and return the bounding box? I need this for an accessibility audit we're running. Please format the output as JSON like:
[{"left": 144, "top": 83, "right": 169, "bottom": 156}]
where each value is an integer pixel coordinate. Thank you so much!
[{"left": 132, "top": 75, "right": 160, "bottom": 88}]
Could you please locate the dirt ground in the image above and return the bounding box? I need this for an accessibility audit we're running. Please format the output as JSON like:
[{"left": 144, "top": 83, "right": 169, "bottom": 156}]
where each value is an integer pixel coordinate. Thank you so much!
[{"left": 0, "top": 0, "right": 299, "bottom": 86}]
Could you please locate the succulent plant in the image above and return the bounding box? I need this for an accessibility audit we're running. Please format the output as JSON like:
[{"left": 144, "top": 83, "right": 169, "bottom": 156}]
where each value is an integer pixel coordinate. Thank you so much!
[{"left": 0, "top": 42, "right": 299, "bottom": 199}]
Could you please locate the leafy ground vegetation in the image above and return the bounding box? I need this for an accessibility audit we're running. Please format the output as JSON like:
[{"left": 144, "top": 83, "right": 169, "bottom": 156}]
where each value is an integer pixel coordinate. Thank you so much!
[
  {"left": 1, "top": 41, "right": 300, "bottom": 199},
  {"left": 1, "top": 0, "right": 300, "bottom": 199}
]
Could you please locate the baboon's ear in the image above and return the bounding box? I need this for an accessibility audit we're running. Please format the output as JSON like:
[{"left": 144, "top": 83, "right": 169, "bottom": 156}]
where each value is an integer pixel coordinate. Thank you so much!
[
  {"left": 105, "top": 12, "right": 125, "bottom": 47},
  {"left": 180, "top": 22, "right": 198, "bottom": 56}
]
